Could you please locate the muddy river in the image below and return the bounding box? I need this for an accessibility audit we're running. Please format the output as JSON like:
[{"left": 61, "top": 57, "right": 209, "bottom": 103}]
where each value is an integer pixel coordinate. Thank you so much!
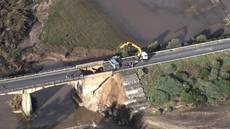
[
  {"left": 1, "top": 0, "right": 230, "bottom": 128},
  {"left": 95, "top": 0, "right": 229, "bottom": 44},
  {"left": 0, "top": 86, "right": 133, "bottom": 129}
]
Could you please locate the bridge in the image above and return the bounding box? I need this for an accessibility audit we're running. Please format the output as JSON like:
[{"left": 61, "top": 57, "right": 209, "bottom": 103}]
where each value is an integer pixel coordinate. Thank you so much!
[{"left": 1, "top": 38, "right": 230, "bottom": 116}]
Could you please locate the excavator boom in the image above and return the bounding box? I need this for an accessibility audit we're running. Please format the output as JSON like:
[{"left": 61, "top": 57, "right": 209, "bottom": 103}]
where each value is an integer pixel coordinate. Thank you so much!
[{"left": 119, "top": 42, "right": 148, "bottom": 60}]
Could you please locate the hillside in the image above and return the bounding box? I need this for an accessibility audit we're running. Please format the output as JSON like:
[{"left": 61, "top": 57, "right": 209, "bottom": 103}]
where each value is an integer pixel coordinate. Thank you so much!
[
  {"left": 0, "top": 0, "right": 35, "bottom": 76},
  {"left": 41, "top": 0, "right": 129, "bottom": 49}
]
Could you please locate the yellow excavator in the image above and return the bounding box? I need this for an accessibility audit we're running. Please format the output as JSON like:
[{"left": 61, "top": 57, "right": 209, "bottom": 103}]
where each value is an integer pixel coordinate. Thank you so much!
[{"left": 119, "top": 42, "right": 148, "bottom": 60}]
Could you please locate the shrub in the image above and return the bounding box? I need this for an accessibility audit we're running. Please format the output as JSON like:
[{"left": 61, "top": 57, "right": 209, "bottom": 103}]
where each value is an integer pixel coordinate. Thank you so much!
[
  {"left": 8, "top": 48, "right": 21, "bottom": 61},
  {"left": 167, "top": 64, "right": 177, "bottom": 74},
  {"left": 182, "top": 82, "right": 191, "bottom": 90},
  {"left": 211, "top": 60, "right": 221, "bottom": 69},
  {"left": 181, "top": 88, "right": 207, "bottom": 105},
  {"left": 199, "top": 68, "right": 210, "bottom": 80},
  {"left": 148, "top": 89, "right": 170, "bottom": 105},
  {"left": 175, "top": 71, "right": 189, "bottom": 82},
  {"left": 213, "top": 80, "right": 230, "bottom": 97},
  {"left": 196, "top": 79, "right": 222, "bottom": 103},
  {"left": 220, "top": 72, "right": 230, "bottom": 80},
  {"left": 209, "top": 68, "right": 219, "bottom": 80},
  {"left": 224, "top": 14, "right": 230, "bottom": 26},
  {"left": 223, "top": 56, "right": 230, "bottom": 63},
  {"left": 154, "top": 75, "right": 183, "bottom": 99},
  {"left": 195, "top": 34, "right": 207, "bottom": 43},
  {"left": 222, "top": 57, "right": 230, "bottom": 72},
  {"left": 142, "top": 67, "right": 148, "bottom": 74},
  {"left": 147, "top": 41, "right": 160, "bottom": 52},
  {"left": 166, "top": 38, "right": 181, "bottom": 49},
  {"left": 136, "top": 68, "right": 146, "bottom": 79}
]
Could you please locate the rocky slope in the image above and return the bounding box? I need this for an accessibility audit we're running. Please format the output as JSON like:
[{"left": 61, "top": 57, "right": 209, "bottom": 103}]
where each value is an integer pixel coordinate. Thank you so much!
[{"left": 0, "top": 0, "right": 36, "bottom": 76}]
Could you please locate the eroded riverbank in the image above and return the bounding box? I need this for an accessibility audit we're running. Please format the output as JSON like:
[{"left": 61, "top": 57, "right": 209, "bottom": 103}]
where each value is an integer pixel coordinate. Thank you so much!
[{"left": 0, "top": 85, "right": 133, "bottom": 129}]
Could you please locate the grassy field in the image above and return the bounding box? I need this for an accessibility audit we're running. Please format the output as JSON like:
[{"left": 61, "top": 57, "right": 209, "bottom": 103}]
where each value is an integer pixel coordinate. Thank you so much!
[
  {"left": 134, "top": 50, "right": 230, "bottom": 109},
  {"left": 41, "top": 0, "right": 128, "bottom": 50}
]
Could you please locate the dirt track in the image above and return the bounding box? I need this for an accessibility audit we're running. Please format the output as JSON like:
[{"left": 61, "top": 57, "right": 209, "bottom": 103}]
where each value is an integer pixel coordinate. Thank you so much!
[{"left": 142, "top": 102, "right": 230, "bottom": 129}]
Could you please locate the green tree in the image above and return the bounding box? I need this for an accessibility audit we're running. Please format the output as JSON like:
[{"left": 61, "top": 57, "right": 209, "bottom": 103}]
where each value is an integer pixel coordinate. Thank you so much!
[
  {"left": 195, "top": 34, "right": 207, "bottom": 43},
  {"left": 147, "top": 41, "right": 160, "bottom": 52},
  {"left": 167, "top": 38, "right": 181, "bottom": 49}
]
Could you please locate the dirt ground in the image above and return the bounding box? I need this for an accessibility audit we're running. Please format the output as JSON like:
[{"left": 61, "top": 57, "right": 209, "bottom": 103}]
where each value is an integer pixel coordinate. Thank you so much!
[
  {"left": 79, "top": 73, "right": 128, "bottom": 112},
  {"left": 96, "top": 74, "right": 128, "bottom": 108},
  {"left": 141, "top": 101, "right": 230, "bottom": 129}
]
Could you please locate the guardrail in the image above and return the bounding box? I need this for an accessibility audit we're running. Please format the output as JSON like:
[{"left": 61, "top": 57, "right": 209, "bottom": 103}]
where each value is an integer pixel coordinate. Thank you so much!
[
  {"left": 155, "top": 38, "right": 230, "bottom": 55},
  {"left": 0, "top": 74, "right": 85, "bottom": 94},
  {"left": 116, "top": 47, "right": 230, "bottom": 73},
  {"left": 0, "top": 71, "right": 113, "bottom": 94},
  {"left": 1, "top": 37, "right": 230, "bottom": 84},
  {"left": 0, "top": 66, "right": 76, "bottom": 82}
]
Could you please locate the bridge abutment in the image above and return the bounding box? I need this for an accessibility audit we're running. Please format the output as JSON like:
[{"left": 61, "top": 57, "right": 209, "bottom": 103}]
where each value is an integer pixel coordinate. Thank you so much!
[{"left": 21, "top": 93, "right": 32, "bottom": 116}]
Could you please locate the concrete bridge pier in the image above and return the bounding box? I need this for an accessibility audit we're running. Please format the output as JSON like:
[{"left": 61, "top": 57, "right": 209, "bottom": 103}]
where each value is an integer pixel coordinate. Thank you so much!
[{"left": 21, "top": 93, "right": 32, "bottom": 116}]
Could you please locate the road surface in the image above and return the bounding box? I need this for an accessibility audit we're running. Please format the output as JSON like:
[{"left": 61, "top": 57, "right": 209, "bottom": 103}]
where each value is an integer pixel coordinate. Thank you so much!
[{"left": 0, "top": 39, "right": 230, "bottom": 94}]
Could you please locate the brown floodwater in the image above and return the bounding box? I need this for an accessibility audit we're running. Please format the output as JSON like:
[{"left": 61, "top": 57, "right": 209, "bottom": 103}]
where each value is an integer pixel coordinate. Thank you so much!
[
  {"left": 0, "top": 85, "right": 133, "bottom": 129},
  {"left": 94, "top": 0, "right": 229, "bottom": 44}
]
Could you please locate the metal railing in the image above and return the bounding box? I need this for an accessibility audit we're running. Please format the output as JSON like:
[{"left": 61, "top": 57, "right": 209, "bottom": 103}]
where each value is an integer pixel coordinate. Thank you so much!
[
  {"left": 1, "top": 37, "right": 230, "bottom": 94},
  {"left": 0, "top": 74, "right": 85, "bottom": 94}
]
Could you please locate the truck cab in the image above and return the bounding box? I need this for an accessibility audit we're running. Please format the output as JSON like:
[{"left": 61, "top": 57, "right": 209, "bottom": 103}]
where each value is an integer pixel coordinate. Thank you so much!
[{"left": 141, "top": 51, "right": 148, "bottom": 60}]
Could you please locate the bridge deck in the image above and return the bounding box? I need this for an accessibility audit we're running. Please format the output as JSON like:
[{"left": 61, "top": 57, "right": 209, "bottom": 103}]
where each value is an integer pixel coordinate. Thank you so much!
[{"left": 1, "top": 38, "right": 230, "bottom": 94}]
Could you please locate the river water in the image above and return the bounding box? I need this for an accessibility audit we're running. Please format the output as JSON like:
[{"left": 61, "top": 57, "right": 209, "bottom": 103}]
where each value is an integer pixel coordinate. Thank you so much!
[
  {"left": 94, "top": 0, "right": 229, "bottom": 44},
  {"left": 0, "top": 85, "right": 133, "bottom": 129}
]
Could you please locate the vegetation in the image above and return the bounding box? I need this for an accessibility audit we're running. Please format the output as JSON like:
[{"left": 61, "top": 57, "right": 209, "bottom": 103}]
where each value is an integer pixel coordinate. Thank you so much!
[
  {"left": 147, "top": 41, "right": 160, "bottom": 52},
  {"left": 0, "top": 0, "right": 35, "bottom": 75},
  {"left": 166, "top": 38, "right": 181, "bottom": 49},
  {"left": 148, "top": 75, "right": 183, "bottom": 105},
  {"left": 136, "top": 51, "right": 230, "bottom": 109},
  {"left": 224, "top": 14, "right": 230, "bottom": 26},
  {"left": 195, "top": 34, "right": 207, "bottom": 43},
  {"left": 41, "top": 0, "right": 126, "bottom": 49}
]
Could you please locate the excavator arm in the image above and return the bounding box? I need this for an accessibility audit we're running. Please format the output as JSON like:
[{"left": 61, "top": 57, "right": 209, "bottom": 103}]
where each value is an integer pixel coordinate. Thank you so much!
[{"left": 119, "top": 42, "right": 142, "bottom": 57}]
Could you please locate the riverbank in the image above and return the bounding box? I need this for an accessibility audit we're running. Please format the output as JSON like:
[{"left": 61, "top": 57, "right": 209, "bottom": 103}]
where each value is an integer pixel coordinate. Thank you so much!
[
  {"left": 0, "top": 85, "right": 133, "bottom": 129},
  {"left": 140, "top": 100, "right": 230, "bottom": 129}
]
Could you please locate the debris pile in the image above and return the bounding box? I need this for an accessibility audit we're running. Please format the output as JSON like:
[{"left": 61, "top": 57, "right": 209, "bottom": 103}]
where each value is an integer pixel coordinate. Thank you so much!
[{"left": 8, "top": 95, "right": 22, "bottom": 112}]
